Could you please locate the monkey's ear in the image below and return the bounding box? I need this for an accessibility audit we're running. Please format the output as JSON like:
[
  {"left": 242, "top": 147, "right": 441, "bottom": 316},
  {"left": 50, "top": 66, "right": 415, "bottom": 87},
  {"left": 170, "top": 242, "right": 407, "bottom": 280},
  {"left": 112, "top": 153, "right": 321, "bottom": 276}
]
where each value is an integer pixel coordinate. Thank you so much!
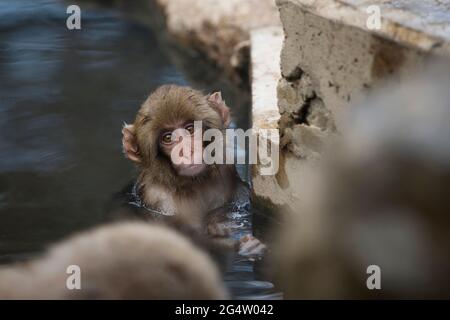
[
  {"left": 122, "top": 123, "right": 141, "bottom": 163},
  {"left": 208, "top": 91, "right": 231, "bottom": 128}
]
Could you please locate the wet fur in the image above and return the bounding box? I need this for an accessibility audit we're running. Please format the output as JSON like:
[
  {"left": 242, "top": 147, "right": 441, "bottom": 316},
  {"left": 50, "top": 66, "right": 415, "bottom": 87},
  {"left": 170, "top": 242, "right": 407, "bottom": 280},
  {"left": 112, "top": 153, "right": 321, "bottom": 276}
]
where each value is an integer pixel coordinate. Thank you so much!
[
  {"left": 126, "top": 85, "right": 242, "bottom": 230},
  {"left": 0, "top": 223, "right": 228, "bottom": 299}
]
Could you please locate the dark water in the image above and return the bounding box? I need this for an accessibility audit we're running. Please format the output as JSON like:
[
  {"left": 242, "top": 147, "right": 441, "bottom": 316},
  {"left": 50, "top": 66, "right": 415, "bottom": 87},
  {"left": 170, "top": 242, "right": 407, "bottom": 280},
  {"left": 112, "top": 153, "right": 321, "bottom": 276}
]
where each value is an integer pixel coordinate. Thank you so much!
[{"left": 0, "top": 0, "right": 280, "bottom": 299}]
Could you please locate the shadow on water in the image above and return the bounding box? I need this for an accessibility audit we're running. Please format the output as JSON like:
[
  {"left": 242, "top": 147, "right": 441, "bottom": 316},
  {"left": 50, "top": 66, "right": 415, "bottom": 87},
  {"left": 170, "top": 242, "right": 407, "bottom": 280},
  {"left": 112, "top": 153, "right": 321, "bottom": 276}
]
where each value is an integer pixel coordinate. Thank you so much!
[{"left": 0, "top": 0, "right": 281, "bottom": 299}]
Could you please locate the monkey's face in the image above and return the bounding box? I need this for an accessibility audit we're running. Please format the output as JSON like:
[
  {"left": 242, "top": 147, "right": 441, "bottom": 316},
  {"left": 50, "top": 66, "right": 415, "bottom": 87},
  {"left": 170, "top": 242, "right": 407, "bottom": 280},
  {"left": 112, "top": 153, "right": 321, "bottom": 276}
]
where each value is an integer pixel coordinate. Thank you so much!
[
  {"left": 158, "top": 120, "right": 207, "bottom": 177},
  {"left": 122, "top": 85, "right": 231, "bottom": 179}
]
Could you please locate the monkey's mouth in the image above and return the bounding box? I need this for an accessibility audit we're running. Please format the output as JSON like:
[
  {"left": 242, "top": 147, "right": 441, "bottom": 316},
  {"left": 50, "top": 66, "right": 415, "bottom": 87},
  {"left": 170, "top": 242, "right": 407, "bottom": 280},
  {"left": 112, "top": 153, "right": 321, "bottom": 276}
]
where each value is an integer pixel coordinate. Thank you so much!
[{"left": 176, "top": 163, "right": 207, "bottom": 177}]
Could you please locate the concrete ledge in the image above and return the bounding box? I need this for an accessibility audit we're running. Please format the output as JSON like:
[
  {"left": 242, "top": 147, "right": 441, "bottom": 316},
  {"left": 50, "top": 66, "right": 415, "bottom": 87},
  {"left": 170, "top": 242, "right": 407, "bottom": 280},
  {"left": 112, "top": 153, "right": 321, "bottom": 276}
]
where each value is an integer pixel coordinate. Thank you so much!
[
  {"left": 251, "top": 27, "right": 283, "bottom": 132},
  {"left": 277, "top": 0, "right": 450, "bottom": 55},
  {"left": 155, "top": 0, "right": 280, "bottom": 84},
  {"left": 250, "top": 26, "right": 285, "bottom": 206}
]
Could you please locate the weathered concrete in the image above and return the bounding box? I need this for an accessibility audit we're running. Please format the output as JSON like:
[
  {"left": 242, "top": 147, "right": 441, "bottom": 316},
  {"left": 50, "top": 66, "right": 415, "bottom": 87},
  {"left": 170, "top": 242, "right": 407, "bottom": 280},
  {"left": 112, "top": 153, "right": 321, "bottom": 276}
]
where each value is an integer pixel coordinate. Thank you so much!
[
  {"left": 259, "top": 0, "right": 450, "bottom": 212},
  {"left": 154, "top": 0, "right": 280, "bottom": 84},
  {"left": 290, "top": 0, "right": 450, "bottom": 55}
]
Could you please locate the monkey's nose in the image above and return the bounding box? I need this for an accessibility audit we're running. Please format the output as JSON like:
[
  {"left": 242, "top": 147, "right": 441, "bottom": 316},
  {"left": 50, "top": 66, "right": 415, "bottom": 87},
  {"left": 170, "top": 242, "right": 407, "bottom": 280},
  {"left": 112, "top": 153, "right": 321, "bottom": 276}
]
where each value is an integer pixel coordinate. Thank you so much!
[{"left": 179, "top": 148, "right": 197, "bottom": 159}]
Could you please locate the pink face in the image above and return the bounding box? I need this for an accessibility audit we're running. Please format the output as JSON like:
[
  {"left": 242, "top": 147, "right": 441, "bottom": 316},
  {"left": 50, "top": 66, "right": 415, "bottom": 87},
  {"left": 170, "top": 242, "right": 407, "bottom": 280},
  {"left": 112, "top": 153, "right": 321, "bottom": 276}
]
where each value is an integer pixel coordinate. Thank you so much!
[{"left": 159, "top": 121, "right": 207, "bottom": 177}]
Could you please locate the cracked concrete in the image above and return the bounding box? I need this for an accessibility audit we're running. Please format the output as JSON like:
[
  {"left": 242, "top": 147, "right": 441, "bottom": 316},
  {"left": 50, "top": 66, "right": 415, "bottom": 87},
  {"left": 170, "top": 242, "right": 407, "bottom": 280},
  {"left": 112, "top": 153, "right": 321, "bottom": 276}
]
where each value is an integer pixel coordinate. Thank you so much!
[{"left": 255, "top": 0, "right": 450, "bottom": 212}]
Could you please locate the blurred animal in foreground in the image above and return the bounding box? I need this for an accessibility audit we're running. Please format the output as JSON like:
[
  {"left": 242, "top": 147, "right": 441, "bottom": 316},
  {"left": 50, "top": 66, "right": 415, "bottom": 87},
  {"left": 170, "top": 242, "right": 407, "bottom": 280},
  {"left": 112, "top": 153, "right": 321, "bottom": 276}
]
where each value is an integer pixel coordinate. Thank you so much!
[
  {"left": 0, "top": 223, "right": 227, "bottom": 299},
  {"left": 275, "top": 63, "right": 450, "bottom": 299}
]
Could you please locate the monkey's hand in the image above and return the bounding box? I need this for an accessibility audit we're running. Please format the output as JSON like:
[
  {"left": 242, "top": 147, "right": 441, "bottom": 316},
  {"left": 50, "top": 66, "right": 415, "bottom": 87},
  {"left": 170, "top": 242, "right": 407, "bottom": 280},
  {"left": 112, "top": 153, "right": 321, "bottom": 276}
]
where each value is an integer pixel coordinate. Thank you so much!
[
  {"left": 205, "top": 207, "right": 232, "bottom": 238},
  {"left": 206, "top": 221, "right": 231, "bottom": 238},
  {"left": 238, "top": 235, "right": 267, "bottom": 257}
]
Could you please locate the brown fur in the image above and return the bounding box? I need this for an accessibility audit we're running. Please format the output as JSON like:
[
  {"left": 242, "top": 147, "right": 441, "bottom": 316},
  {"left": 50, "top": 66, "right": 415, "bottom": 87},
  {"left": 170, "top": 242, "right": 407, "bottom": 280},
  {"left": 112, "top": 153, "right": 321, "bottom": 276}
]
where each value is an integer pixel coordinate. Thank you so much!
[
  {"left": 134, "top": 85, "right": 224, "bottom": 188},
  {"left": 123, "top": 85, "right": 241, "bottom": 231},
  {"left": 121, "top": 85, "right": 266, "bottom": 256},
  {"left": 0, "top": 222, "right": 228, "bottom": 299}
]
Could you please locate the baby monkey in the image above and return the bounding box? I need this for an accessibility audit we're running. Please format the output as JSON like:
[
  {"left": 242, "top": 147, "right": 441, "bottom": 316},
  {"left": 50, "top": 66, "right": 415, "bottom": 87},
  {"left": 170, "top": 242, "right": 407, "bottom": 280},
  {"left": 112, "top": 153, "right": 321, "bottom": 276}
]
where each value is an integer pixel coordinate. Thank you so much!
[{"left": 121, "top": 85, "right": 265, "bottom": 255}]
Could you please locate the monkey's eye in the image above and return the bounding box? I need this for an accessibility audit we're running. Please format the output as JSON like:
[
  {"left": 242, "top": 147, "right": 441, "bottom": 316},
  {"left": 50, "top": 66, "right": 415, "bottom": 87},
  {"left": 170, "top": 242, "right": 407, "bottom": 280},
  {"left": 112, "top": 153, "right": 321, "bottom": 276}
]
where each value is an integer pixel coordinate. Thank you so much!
[
  {"left": 185, "top": 123, "right": 195, "bottom": 135},
  {"left": 161, "top": 132, "right": 173, "bottom": 144}
]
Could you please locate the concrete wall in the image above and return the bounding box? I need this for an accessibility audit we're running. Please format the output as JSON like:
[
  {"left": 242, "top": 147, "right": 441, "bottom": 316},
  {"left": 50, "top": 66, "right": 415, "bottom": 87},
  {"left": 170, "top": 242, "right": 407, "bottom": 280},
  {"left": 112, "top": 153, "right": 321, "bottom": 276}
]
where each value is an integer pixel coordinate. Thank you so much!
[{"left": 252, "top": 0, "right": 450, "bottom": 213}]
